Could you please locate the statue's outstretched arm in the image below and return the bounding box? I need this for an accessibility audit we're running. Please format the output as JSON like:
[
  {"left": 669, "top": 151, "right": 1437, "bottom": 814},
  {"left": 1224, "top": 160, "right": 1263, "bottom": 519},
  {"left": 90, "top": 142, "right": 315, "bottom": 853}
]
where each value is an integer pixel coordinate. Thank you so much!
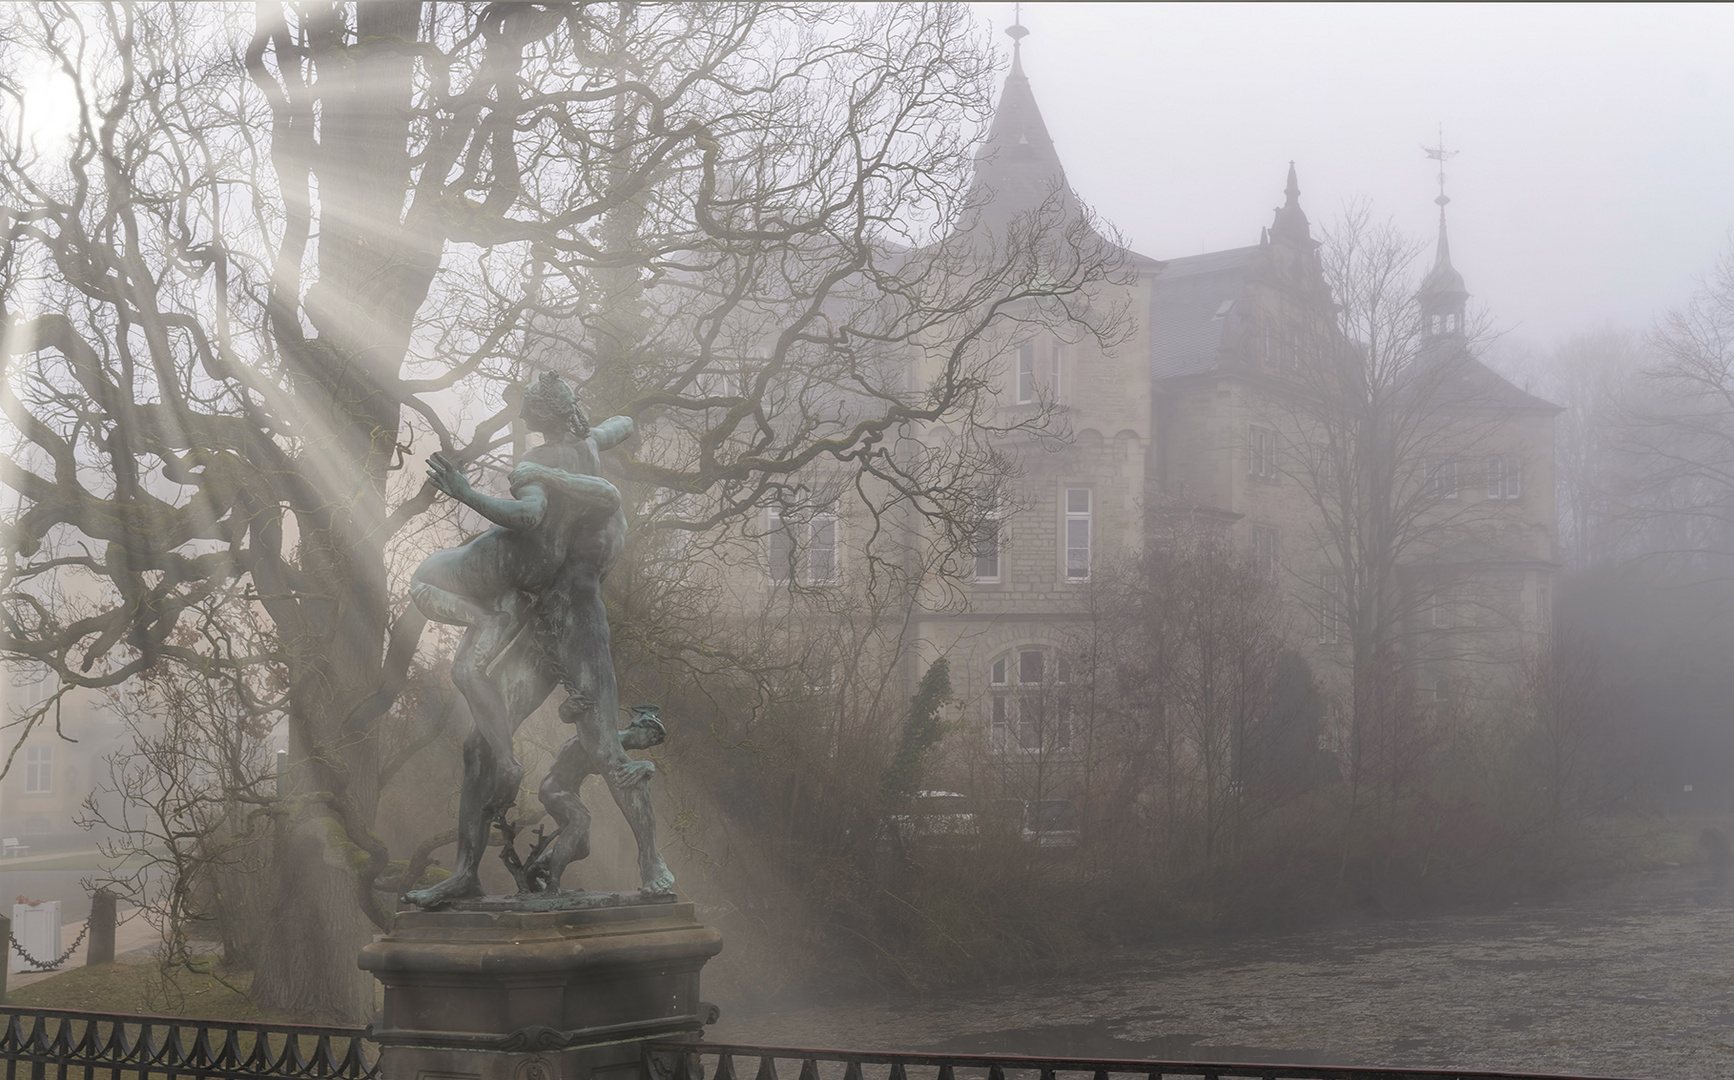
[
  {"left": 591, "top": 415, "right": 635, "bottom": 452},
  {"left": 427, "top": 452, "right": 548, "bottom": 530},
  {"left": 510, "top": 462, "right": 622, "bottom": 516}
]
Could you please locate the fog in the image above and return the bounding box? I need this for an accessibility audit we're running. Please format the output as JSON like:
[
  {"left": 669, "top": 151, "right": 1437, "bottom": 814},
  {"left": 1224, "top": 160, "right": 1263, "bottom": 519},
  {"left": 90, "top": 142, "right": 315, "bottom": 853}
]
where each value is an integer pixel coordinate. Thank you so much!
[
  {"left": 990, "top": 2, "right": 1734, "bottom": 343},
  {"left": 5, "top": 3, "right": 1734, "bottom": 1076}
]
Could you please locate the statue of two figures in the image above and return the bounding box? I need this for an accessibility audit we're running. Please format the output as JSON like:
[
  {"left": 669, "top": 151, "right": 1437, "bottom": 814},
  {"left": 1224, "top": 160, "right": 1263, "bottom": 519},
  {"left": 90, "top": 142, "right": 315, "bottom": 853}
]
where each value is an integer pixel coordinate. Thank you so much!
[{"left": 402, "top": 373, "right": 674, "bottom": 909}]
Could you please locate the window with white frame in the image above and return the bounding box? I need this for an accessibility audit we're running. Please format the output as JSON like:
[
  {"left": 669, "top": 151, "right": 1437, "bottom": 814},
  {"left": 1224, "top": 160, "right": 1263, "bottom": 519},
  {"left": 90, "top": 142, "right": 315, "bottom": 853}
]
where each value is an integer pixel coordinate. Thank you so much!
[
  {"left": 1429, "top": 590, "right": 1452, "bottom": 629},
  {"left": 1064, "top": 487, "right": 1091, "bottom": 581},
  {"left": 766, "top": 504, "right": 840, "bottom": 585},
  {"left": 1487, "top": 456, "right": 1523, "bottom": 499},
  {"left": 988, "top": 649, "right": 1072, "bottom": 754},
  {"left": 807, "top": 507, "right": 839, "bottom": 584},
  {"left": 1319, "top": 571, "right": 1345, "bottom": 644},
  {"left": 974, "top": 491, "right": 1002, "bottom": 583},
  {"left": 1423, "top": 455, "right": 1459, "bottom": 500},
  {"left": 767, "top": 506, "right": 795, "bottom": 583},
  {"left": 1252, "top": 526, "right": 1280, "bottom": 579},
  {"left": 9, "top": 667, "right": 54, "bottom": 717},
  {"left": 1431, "top": 676, "right": 1451, "bottom": 713},
  {"left": 1249, "top": 426, "right": 1279, "bottom": 481},
  {"left": 1016, "top": 343, "right": 1037, "bottom": 404},
  {"left": 24, "top": 745, "right": 52, "bottom": 794},
  {"left": 1050, "top": 344, "right": 1065, "bottom": 402}
]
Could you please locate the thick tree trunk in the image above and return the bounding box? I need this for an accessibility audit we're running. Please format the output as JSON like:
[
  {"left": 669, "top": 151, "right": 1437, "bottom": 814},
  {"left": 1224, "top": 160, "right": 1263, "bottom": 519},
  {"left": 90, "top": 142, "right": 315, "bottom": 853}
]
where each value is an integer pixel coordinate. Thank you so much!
[{"left": 249, "top": 2, "right": 430, "bottom": 1021}]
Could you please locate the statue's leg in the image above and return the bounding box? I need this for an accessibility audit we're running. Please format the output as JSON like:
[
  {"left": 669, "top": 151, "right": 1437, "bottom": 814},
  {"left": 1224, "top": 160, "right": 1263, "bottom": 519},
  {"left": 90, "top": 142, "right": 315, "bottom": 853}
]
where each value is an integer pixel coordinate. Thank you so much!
[
  {"left": 568, "top": 615, "right": 674, "bottom": 896},
  {"left": 530, "top": 731, "right": 597, "bottom": 892},
  {"left": 403, "top": 623, "right": 556, "bottom": 910},
  {"left": 444, "top": 591, "right": 531, "bottom": 807}
]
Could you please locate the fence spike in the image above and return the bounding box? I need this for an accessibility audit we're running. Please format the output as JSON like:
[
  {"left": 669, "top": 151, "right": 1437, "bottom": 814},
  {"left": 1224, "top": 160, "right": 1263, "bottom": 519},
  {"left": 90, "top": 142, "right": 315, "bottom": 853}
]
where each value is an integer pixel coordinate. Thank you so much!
[
  {"left": 312, "top": 1034, "right": 343, "bottom": 1078},
  {"left": 753, "top": 1056, "right": 779, "bottom": 1080},
  {"left": 715, "top": 1053, "right": 738, "bottom": 1080},
  {"left": 797, "top": 1058, "right": 820, "bottom": 1080},
  {"left": 888, "top": 1063, "right": 908, "bottom": 1080}
]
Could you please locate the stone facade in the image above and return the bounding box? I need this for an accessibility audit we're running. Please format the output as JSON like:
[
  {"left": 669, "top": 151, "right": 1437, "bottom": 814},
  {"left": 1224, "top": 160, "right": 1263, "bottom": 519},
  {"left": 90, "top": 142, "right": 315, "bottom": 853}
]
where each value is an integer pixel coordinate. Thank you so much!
[{"left": 906, "top": 47, "right": 1558, "bottom": 791}]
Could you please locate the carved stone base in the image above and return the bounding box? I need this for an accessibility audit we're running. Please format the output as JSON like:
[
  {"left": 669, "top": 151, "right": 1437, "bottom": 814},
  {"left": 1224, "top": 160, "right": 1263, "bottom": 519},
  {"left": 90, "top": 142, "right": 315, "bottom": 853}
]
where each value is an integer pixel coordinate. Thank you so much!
[{"left": 359, "top": 901, "right": 722, "bottom": 1080}]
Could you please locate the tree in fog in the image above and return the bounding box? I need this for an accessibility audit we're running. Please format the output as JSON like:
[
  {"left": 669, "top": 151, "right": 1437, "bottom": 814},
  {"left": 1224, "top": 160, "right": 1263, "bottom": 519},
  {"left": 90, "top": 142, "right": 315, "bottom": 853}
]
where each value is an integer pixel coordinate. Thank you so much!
[
  {"left": 1096, "top": 514, "right": 1287, "bottom": 871},
  {"left": 1541, "top": 328, "right": 1644, "bottom": 569},
  {"left": 1267, "top": 205, "right": 1541, "bottom": 844},
  {"left": 1628, "top": 243, "right": 1734, "bottom": 561},
  {"left": 0, "top": 2, "right": 1119, "bottom": 1018}
]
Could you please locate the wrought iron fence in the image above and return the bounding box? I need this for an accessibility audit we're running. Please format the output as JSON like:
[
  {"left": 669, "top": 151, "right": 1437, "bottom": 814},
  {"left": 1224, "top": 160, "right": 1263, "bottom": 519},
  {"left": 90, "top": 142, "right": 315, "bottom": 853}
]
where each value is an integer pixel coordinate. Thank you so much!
[
  {"left": 642, "top": 1042, "right": 1651, "bottom": 1080},
  {"left": 0, "top": 1006, "right": 378, "bottom": 1080}
]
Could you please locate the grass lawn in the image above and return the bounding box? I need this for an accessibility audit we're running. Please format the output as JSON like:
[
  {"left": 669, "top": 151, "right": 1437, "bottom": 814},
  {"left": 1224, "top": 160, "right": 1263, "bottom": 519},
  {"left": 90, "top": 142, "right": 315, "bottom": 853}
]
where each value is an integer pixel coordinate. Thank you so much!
[
  {"left": 2, "top": 848, "right": 156, "bottom": 873},
  {"left": 4, "top": 962, "right": 269, "bottom": 1022}
]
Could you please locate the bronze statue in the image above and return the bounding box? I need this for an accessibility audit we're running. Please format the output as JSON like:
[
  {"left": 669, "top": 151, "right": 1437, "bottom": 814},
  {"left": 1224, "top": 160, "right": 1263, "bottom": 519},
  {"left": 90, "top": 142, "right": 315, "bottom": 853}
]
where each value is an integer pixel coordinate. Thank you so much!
[{"left": 403, "top": 372, "right": 673, "bottom": 909}]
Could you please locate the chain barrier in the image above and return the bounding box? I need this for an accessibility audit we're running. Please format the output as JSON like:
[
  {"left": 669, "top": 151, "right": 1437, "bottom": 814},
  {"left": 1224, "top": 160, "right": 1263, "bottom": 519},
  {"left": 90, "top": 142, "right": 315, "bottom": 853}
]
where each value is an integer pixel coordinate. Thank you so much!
[{"left": 8, "top": 921, "right": 90, "bottom": 971}]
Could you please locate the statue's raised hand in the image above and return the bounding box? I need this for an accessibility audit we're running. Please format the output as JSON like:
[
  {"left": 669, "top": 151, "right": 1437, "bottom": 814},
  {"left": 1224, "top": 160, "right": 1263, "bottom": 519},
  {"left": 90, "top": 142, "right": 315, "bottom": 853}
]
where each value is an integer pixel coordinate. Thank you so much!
[{"left": 426, "top": 452, "right": 475, "bottom": 503}]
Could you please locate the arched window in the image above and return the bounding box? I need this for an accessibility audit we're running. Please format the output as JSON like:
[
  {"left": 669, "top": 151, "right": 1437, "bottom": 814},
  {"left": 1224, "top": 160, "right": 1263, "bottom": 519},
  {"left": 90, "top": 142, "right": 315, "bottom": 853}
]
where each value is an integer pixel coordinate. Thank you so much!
[{"left": 988, "top": 648, "right": 1073, "bottom": 754}]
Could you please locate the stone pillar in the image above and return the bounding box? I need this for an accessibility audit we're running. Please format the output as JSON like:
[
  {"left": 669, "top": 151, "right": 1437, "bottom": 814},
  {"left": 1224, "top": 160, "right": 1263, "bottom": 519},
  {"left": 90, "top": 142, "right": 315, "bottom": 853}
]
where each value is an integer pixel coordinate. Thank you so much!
[
  {"left": 86, "top": 891, "right": 117, "bottom": 966},
  {"left": 360, "top": 900, "right": 722, "bottom": 1080}
]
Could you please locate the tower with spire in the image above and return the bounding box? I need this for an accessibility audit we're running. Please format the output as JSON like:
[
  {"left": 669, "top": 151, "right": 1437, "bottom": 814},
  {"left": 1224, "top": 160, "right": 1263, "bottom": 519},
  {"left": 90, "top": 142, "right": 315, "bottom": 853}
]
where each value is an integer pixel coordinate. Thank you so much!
[
  {"left": 961, "top": 13, "right": 1078, "bottom": 235},
  {"left": 1419, "top": 132, "right": 1469, "bottom": 350}
]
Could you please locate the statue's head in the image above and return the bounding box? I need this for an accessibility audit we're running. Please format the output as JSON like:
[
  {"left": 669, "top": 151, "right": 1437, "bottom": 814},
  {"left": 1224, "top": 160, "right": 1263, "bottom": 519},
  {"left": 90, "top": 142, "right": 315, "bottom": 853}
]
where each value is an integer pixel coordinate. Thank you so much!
[{"left": 520, "top": 371, "right": 590, "bottom": 439}]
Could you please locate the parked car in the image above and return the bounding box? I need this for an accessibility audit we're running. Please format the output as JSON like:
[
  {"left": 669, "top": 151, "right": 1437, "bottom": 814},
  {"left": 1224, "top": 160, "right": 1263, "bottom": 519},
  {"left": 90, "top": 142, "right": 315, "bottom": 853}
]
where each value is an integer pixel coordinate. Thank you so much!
[{"left": 885, "top": 790, "right": 978, "bottom": 849}]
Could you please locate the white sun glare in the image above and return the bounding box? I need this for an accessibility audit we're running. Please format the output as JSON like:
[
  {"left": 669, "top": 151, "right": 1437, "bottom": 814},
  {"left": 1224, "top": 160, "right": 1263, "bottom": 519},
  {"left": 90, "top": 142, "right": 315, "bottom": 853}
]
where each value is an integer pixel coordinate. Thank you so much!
[{"left": 12, "top": 57, "right": 82, "bottom": 156}]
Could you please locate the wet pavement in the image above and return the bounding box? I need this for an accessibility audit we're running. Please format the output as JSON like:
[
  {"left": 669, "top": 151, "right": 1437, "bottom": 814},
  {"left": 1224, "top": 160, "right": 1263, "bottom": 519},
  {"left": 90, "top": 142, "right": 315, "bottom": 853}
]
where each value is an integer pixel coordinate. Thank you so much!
[{"left": 712, "top": 868, "right": 1734, "bottom": 1079}]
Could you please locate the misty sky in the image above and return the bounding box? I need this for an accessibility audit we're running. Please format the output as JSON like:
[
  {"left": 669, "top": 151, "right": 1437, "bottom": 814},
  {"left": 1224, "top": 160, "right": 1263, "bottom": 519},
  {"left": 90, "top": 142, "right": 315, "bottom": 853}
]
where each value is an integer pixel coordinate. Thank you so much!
[{"left": 984, "top": 3, "right": 1734, "bottom": 350}]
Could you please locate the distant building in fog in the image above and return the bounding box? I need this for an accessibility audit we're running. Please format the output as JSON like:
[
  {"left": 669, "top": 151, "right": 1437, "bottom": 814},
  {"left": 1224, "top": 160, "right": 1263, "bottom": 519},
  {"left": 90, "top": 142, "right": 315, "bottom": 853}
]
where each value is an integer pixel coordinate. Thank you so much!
[
  {"left": 901, "top": 29, "right": 1558, "bottom": 799},
  {"left": 0, "top": 666, "right": 122, "bottom": 850}
]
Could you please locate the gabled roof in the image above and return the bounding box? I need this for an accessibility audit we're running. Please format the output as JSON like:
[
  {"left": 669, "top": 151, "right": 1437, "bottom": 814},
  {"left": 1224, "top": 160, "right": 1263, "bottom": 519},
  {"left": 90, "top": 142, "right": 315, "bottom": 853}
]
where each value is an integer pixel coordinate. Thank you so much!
[
  {"left": 1426, "top": 355, "right": 1561, "bottom": 413},
  {"left": 1148, "top": 246, "right": 1263, "bottom": 380}
]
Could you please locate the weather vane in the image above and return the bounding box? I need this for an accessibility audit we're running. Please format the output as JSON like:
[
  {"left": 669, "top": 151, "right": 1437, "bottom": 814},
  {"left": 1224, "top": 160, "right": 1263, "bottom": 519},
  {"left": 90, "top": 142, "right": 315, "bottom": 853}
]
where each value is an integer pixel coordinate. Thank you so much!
[{"left": 1422, "top": 124, "right": 1458, "bottom": 208}]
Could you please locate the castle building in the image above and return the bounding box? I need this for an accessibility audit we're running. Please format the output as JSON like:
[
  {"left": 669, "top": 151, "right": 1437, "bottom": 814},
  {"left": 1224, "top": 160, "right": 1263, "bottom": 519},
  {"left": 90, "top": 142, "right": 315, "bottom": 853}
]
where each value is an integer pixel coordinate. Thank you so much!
[{"left": 906, "top": 26, "right": 1559, "bottom": 791}]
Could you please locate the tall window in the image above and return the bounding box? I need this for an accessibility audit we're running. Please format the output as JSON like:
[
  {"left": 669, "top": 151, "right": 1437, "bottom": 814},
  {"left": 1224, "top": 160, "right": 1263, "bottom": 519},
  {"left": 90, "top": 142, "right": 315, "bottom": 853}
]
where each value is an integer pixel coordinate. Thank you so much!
[
  {"left": 1064, "top": 487, "right": 1091, "bottom": 581},
  {"left": 1429, "top": 590, "right": 1452, "bottom": 629},
  {"left": 1431, "top": 676, "right": 1451, "bottom": 715},
  {"left": 767, "top": 506, "right": 795, "bottom": 583},
  {"left": 988, "top": 649, "right": 1071, "bottom": 754},
  {"left": 24, "top": 746, "right": 52, "bottom": 794},
  {"left": 807, "top": 508, "right": 839, "bottom": 584},
  {"left": 1249, "top": 426, "right": 1279, "bottom": 481},
  {"left": 1319, "top": 571, "right": 1345, "bottom": 644},
  {"left": 1016, "top": 343, "right": 1036, "bottom": 404},
  {"left": 1424, "top": 456, "right": 1459, "bottom": 500},
  {"left": 974, "top": 492, "right": 1002, "bottom": 583},
  {"left": 766, "top": 505, "right": 840, "bottom": 585},
  {"left": 1252, "top": 526, "right": 1280, "bottom": 579},
  {"left": 1487, "top": 456, "right": 1523, "bottom": 499},
  {"left": 1538, "top": 584, "right": 1552, "bottom": 636},
  {"left": 1050, "top": 344, "right": 1065, "bottom": 402}
]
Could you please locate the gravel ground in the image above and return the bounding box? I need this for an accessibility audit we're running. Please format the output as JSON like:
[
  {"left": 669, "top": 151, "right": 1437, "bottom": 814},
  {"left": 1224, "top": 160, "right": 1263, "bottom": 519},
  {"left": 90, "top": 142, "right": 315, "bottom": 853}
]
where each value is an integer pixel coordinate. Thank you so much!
[{"left": 711, "top": 868, "right": 1734, "bottom": 1079}]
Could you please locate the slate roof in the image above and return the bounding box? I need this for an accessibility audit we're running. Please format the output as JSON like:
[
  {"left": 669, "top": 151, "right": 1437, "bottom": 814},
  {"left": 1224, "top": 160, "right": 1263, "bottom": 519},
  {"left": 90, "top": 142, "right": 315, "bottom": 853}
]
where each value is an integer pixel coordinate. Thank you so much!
[
  {"left": 1428, "top": 356, "right": 1561, "bottom": 413},
  {"left": 1148, "top": 245, "right": 1262, "bottom": 380}
]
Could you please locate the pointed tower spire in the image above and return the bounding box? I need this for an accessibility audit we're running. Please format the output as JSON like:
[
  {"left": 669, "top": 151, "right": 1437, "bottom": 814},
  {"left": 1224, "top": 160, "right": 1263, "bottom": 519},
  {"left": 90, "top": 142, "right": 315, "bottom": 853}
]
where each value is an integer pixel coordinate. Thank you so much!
[
  {"left": 962, "top": 11, "right": 1073, "bottom": 232},
  {"left": 1419, "top": 128, "right": 1468, "bottom": 345},
  {"left": 1269, "top": 160, "right": 1313, "bottom": 244}
]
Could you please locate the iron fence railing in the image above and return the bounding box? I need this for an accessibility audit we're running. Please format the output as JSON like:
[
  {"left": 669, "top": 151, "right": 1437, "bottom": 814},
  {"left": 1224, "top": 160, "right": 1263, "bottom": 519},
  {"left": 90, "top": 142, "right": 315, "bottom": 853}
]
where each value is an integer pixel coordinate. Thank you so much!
[
  {"left": 642, "top": 1042, "right": 1654, "bottom": 1080},
  {"left": 0, "top": 1006, "right": 378, "bottom": 1080}
]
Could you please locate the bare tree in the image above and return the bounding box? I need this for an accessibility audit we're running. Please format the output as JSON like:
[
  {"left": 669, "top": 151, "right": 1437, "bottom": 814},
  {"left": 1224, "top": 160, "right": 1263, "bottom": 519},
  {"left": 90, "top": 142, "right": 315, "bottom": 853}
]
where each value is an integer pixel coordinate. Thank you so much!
[
  {"left": 1628, "top": 243, "right": 1734, "bottom": 564},
  {"left": 1264, "top": 206, "right": 1541, "bottom": 859},
  {"left": 0, "top": 2, "right": 1121, "bottom": 1018},
  {"left": 1531, "top": 327, "right": 1646, "bottom": 569}
]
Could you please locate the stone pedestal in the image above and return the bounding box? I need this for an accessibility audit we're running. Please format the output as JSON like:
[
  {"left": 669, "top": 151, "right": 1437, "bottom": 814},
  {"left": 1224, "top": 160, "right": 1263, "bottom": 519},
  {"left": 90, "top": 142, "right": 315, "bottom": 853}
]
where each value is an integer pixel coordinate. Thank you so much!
[{"left": 359, "top": 900, "right": 723, "bottom": 1080}]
